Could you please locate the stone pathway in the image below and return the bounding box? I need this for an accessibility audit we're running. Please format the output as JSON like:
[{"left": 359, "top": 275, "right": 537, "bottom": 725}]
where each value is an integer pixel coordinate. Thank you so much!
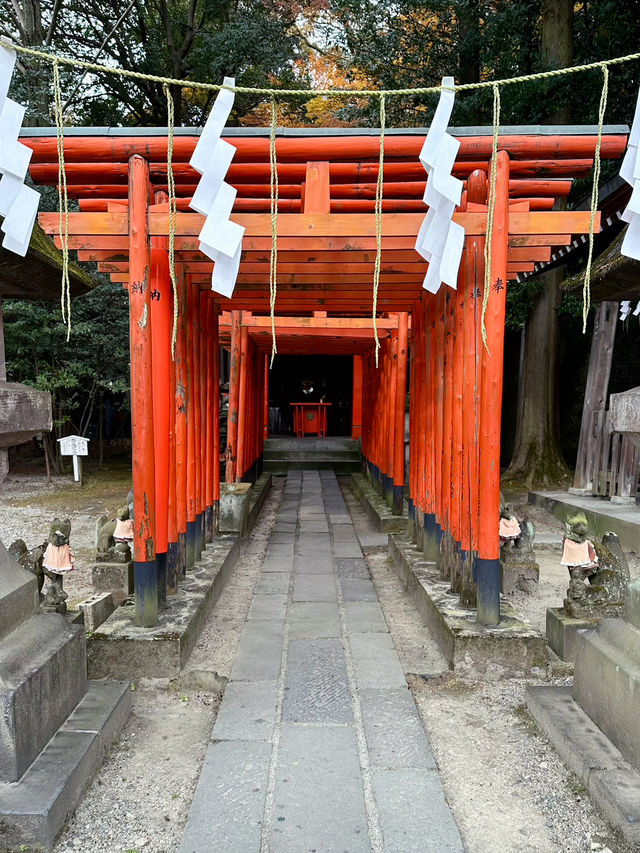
[{"left": 179, "top": 471, "right": 463, "bottom": 852}]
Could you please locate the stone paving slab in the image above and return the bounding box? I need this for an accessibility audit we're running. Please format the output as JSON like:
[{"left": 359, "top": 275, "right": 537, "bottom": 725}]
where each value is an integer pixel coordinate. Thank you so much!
[
  {"left": 289, "top": 602, "right": 341, "bottom": 639},
  {"left": 178, "top": 741, "right": 271, "bottom": 853},
  {"left": 373, "top": 769, "right": 464, "bottom": 852},
  {"left": 344, "top": 601, "right": 389, "bottom": 634},
  {"left": 341, "top": 578, "right": 378, "bottom": 601},
  {"left": 230, "top": 620, "right": 284, "bottom": 681},
  {"left": 282, "top": 639, "right": 353, "bottom": 723},
  {"left": 248, "top": 593, "right": 287, "bottom": 621},
  {"left": 349, "top": 632, "right": 407, "bottom": 688},
  {"left": 333, "top": 541, "right": 364, "bottom": 558},
  {"left": 293, "top": 573, "right": 337, "bottom": 602},
  {"left": 337, "top": 557, "right": 371, "bottom": 579},
  {"left": 359, "top": 688, "right": 436, "bottom": 769},
  {"left": 179, "top": 471, "right": 463, "bottom": 853},
  {"left": 254, "top": 572, "right": 291, "bottom": 596},
  {"left": 270, "top": 726, "right": 371, "bottom": 853},
  {"left": 212, "top": 680, "right": 278, "bottom": 742},
  {"left": 294, "top": 553, "right": 333, "bottom": 574}
]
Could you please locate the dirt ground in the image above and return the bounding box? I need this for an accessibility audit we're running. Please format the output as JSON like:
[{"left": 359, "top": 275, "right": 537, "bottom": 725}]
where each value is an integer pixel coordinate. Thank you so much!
[{"left": 1, "top": 467, "right": 639, "bottom": 852}]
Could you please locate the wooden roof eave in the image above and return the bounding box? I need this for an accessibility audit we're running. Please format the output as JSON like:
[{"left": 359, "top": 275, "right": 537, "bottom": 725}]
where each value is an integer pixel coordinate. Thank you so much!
[
  {"left": 563, "top": 226, "right": 640, "bottom": 303},
  {"left": 0, "top": 222, "right": 96, "bottom": 300}
]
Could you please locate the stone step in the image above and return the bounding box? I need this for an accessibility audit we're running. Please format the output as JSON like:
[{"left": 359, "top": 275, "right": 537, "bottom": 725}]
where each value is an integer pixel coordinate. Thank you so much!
[
  {"left": 263, "top": 450, "right": 361, "bottom": 461},
  {"left": 264, "top": 438, "right": 360, "bottom": 452},
  {"left": 264, "top": 459, "right": 361, "bottom": 473},
  {"left": 0, "top": 679, "right": 131, "bottom": 852}
]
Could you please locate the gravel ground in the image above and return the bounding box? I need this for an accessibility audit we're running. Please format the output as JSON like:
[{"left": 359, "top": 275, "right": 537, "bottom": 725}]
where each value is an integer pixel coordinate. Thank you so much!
[{"left": 2, "top": 469, "right": 639, "bottom": 852}]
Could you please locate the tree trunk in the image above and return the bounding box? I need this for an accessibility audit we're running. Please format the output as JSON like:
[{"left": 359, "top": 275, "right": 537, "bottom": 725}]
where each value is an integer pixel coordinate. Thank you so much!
[
  {"left": 504, "top": 0, "right": 573, "bottom": 488},
  {"left": 504, "top": 266, "right": 571, "bottom": 488}
]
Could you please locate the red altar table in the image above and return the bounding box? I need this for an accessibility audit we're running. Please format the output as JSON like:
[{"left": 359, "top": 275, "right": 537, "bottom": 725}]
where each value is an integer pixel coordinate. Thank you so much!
[{"left": 290, "top": 402, "right": 331, "bottom": 437}]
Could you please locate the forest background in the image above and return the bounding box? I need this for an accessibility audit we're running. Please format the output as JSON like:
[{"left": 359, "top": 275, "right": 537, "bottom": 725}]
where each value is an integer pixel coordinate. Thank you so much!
[{"left": 2, "top": 0, "right": 640, "bottom": 484}]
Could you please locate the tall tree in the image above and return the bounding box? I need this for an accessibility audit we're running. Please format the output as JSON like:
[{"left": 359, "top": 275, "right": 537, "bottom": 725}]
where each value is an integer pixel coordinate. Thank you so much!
[{"left": 503, "top": 0, "right": 574, "bottom": 488}]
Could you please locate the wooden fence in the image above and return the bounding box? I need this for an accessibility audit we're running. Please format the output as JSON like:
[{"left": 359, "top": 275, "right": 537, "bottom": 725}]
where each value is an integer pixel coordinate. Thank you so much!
[{"left": 584, "top": 409, "right": 640, "bottom": 500}]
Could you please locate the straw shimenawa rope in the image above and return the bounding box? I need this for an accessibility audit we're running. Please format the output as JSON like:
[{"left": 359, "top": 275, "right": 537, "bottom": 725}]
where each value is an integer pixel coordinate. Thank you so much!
[
  {"left": 373, "top": 93, "right": 386, "bottom": 366},
  {"left": 583, "top": 64, "right": 610, "bottom": 332},
  {"left": 52, "top": 59, "right": 71, "bottom": 341},
  {"left": 269, "top": 97, "right": 279, "bottom": 367},
  {"left": 10, "top": 40, "right": 636, "bottom": 345},
  {"left": 164, "top": 83, "right": 179, "bottom": 358},
  {"left": 481, "top": 83, "right": 501, "bottom": 351}
]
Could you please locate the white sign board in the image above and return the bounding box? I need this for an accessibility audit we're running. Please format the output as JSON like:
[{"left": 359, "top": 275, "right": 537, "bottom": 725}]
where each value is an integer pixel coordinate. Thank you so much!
[{"left": 58, "top": 435, "right": 89, "bottom": 457}]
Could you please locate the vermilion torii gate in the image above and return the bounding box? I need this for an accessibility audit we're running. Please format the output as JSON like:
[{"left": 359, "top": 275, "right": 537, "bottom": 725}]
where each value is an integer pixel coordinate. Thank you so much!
[{"left": 20, "top": 125, "right": 627, "bottom": 627}]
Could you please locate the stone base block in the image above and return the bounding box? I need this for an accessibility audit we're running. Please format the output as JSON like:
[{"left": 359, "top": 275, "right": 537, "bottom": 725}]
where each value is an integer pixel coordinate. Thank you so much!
[
  {"left": 0, "top": 613, "right": 86, "bottom": 782},
  {"left": 87, "top": 536, "right": 240, "bottom": 680},
  {"left": 350, "top": 474, "right": 407, "bottom": 534},
  {"left": 90, "top": 561, "right": 133, "bottom": 606},
  {"left": 573, "top": 619, "right": 640, "bottom": 774},
  {"left": 500, "top": 559, "right": 539, "bottom": 595},
  {"left": 546, "top": 607, "right": 598, "bottom": 662},
  {"left": 219, "top": 484, "right": 251, "bottom": 535},
  {"left": 79, "top": 592, "right": 115, "bottom": 632},
  {"left": 247, "top": 473, "right": 272, "bottom": 532},
  {"left": 0, "top": 680, "right": 131, "bottom": 852},
  {"left": 526, "top": 685, "right": 640, "bottom": 845},
  {"left": 388, "top": 533, "right": 548, "bottom": 679}
]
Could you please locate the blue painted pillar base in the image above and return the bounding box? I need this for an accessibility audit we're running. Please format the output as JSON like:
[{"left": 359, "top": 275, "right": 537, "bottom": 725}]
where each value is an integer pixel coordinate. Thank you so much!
[
  {"left": 423, "top": 513, "right": 437, "bottom": 562},
  {"left": 435, "top": 524, "right": 444, "bottom": 573},
  {"left": 205, "top": 506, "right": 214, "bottom": 543},
  {"left": 392, "top": 485, "right": 404, "bottom": 516},
  {"left": 134, "top": 559, "right": 158, "bottom": 627},
  {"left": 196, "top": 513, "right": 204, "bottom": 560},
  {"left": 156, "top": 552, "right": 167, "bottom": 608},
  {"left": 167, "top": 541, "right": 179, "bottom": 594},
  {"left": 186, "top": 520, "right": 197, "bottom": 569},
  {"left": 407, "top": 499, "right": 415, "bottom": 539},
  {"left": 415, "top": 507, "right": 424, "bottom": 548},
  {"left": 475, "top": 557, "right": 501, "bottom": 626},
  {"left": 177, "top": 532, "right": 186, "bottom": 577}
]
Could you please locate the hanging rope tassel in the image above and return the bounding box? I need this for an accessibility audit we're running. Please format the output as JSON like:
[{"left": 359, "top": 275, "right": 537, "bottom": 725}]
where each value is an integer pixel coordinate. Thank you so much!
[
  {"left": 52, "top": 59, "right": 71, "bottom": 341},
  {"left": 164, "top": 83, "right": 179, "bottom": 359},
  {"left": 481, "top": 82, "right": 500, "bottom": 352},
  {"left": 583, "top": 64, "right": 609, "bottom": 332},
  {"left": 373, "top": 93, "right": 386, "bottom": 367},
  {"left": 269, "top": 96, "right": 279, "bottom": 367}
]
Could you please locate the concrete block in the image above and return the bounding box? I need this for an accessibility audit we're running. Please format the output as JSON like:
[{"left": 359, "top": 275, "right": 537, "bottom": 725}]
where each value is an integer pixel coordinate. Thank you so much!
[
  {"left": 212, "top": 680, "right": 278, "bottom": 741},
  {"left": 282, "top": 639, "right": 352, "bottom": 723},
  {"left": 0, "top": 539, "right": 38, "bottom": 642},
  {"left": 88, "top": 535, "right": 240, "bottom": 680},
  {"left": 546, "top": 607, "right": 598, "bottom": 662},
  {"left": 90, "top": 560, "right": 133, "bottom": 606},
  {"left": 0, "top": 381, "right": 52, "bottom": 448},
  {"left": 526, "top": 685, "right": 640, "bottom": 845},
  {"left": 359, "top": 688, "right": 436, "bottom": 769},
  {"left": 0, "top": 613, "right": 86, "bottom": 782},
  {"left": 373, "top": 769, "right": 463, "bottom": 852},
  {"left": 178, "top": 740, "right": 271, "bottom": 853},
  {"left": 573, "top": 619, "right": 640, "bottom": 774},
  {"left": 388, "top": 533, "right": 548, "bottom": 679},
  {"left": 0, "top": 680, "right": 130, "bottom": 852},
  {"left": 79, "top": 591, "right": 115, "bottom": 632},
  {"left": 349, "top": 632, "right": 406, "bottom": 688},
  {"left": 219, "top": 482, "right": 251, "bottom": 535},
  {"left": 269, "top": 726, "right": 370, "bottom": 852}
]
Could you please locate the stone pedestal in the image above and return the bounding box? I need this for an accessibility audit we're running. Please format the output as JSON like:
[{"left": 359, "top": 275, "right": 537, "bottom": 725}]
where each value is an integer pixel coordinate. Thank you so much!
[
  {"left": 546, "top": 607, "right": 598, "bottom": 662},
  {"left": 501, "top": 559, "right": 539, "bottom": 595},
  {"left": 219, "top": 483, "right": 251, "bottom": 535},
  {"left": 91, "top": 560, "right": 134, "bottom": 606},
  {"left": 0, "top": 538, "right": 130, "bottom": 850}
]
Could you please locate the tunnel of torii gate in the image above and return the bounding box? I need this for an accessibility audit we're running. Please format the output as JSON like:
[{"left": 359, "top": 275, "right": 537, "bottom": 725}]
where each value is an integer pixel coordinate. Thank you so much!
[{"left": 19, "top": 124, "right": 628, "bottom": 629}]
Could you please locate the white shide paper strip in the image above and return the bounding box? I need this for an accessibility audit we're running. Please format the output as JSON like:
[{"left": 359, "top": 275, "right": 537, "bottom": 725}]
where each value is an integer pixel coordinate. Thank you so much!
[
  {"left": 415, "top": 76, "right": 464, "bottom": 293},
  {"left": 0, "top": 40, "right": 40, "bottom": 256},
  {"left": 189, "top": 77, "right": 245, "bottom": 297},
  {"left": 620, "top": 85, "right": 640, "bottom": 260}
]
